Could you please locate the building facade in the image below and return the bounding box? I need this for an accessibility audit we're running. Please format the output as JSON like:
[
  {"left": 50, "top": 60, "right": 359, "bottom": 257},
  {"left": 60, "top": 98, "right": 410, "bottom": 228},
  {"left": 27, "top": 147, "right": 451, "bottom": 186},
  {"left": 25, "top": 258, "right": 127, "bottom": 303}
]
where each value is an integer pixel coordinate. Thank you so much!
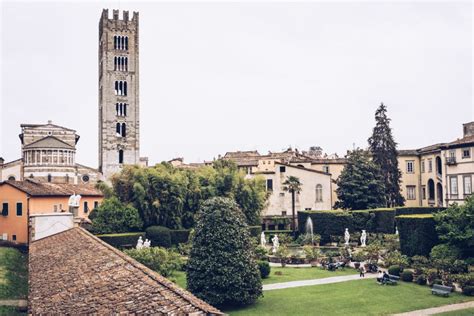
[
  {"left": 0, "top": 121, "right": 101, "bottom": 184},
  {"left": 98, "top": 9, "right": 141, "bottom": 179}
]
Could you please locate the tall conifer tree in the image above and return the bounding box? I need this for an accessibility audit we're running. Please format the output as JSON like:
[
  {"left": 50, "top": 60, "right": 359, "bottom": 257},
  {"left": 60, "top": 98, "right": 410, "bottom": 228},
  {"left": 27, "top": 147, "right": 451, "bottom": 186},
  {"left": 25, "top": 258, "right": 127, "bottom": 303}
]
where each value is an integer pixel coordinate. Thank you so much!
[{"left": 368, "top": 103, "right": 405, "bottom": 207}]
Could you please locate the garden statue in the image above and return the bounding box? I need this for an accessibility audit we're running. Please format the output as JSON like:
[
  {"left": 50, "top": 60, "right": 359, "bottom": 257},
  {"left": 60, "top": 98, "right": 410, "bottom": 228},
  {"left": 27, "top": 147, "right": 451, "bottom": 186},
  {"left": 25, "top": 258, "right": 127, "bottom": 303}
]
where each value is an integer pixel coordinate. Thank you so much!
[
  {"left": 260, "top": 232, "right": 266, "bottom": 247},
  {"left": 144, "top": 239, "right": 151, "bottom": 248},
  {"left": 272, "top": 234, "right": 280, "bottom": 254},
  {"left": 136, "top": 236, "right": 144, "bottom": 249},
  {"left": 360, "top": 230, "right": 367, "bottom": 247},
  {"left": 395, "top": 226, "right": 399, "bottom": 235},
  {"left": 344, "top": 228, "right": 350, "bottom": 246}
]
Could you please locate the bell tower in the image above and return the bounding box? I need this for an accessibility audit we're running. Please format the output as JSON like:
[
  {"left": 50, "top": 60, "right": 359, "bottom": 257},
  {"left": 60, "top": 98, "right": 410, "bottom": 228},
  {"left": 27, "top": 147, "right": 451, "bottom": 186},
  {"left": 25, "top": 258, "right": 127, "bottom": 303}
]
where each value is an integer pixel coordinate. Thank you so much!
[{"left": 98, "top": 9, "right": 140, "bottom": 179}]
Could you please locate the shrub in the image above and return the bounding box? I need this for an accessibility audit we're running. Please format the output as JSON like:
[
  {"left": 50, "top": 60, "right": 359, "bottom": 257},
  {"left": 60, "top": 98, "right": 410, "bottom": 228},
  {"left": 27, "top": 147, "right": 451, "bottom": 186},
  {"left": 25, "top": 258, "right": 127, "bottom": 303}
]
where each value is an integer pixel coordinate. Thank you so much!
[
  {"left": 303, "top": 245, "right": 321, "bottom": 261},
  {"left": 89, "top": 197, "right": 143, "bottom": 234},
  {"left": 169, "top": 229, "right": 191, "bottom": 245},
  {"left": 424, "top": 268, "right": 440, "bottom": 286},
  {"left": 146, "top": 226, "right": 172, "bottom": 248},
  {"left": 97, "top": 232, "right": 145, "bottom": 249},
  {"left": 124, "top": 247, "right": 183, "bottom": 277},
  {"left": 248, "top": 226, "right": 262, "bottom": 238},
  {"left": 187, "top": 197, "right": 262, "bottom": 306},
  {"left": 396, "top": 215, "right": 439, "bottom": 257},
  {"left": 462, "top": 286, "right": 474, "bottom": 296},
  {"left": 401, "top": 270, "right": 413, "bottom": 282},
  {"left": 255, "top": 245, "right": 268, "bottom": 260},
  {"left": 395, "top": 207, "right": 445, "bottom": 216},
  {"left": 276, "top": 245, "right": 291, "bottom": 266},
  {"left": 297, "top": 211, "right": 352, "bottom": 244},
  {"left": 351, "top": 251, "right": 367, "bottom": 263},
  {"left": 416, "top": 274, "right": 427, "bottom": 285},
  {"left": 383, "top": 250, "right": 408, "bottom": 268},
  {"left": 411, "top": 255, "right": 430, "bottom": 275},
  {"left": 388, "top": 265, "right": 401, "bottom": 276},
  {"left": 278, "top": 234, "right": 294, "bottom": 245},
  {"left": 257, "top": 260, "right": 271, "bottom": 278},
  {"left": 430, "top": 244, "right": 461, "bottom": 261},
  {"left": 176, "top": 243, "right": 192, "bottom": 256},
  {"left": 455, "top": 273, "right": 474, "bottom": 296}
]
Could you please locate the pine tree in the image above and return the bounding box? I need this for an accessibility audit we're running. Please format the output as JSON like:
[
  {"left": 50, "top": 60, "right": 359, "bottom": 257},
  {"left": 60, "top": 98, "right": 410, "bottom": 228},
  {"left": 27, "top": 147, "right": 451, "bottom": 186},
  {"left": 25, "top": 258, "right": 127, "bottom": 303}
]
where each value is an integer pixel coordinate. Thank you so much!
[
  {"left": 335, "top": 149, "right": 385, "bottom": 210},
  {"left": 368, "top": 103, "right": 405, "bottom": 207}
]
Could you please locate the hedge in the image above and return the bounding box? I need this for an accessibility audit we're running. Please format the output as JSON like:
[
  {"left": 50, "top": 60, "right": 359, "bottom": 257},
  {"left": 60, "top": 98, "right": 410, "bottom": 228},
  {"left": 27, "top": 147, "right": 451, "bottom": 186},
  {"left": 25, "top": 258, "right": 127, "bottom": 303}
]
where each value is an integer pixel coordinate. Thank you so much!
[
  {"left": 248, "top": 226, "right": 262, "bottom": 238},
  {"left": 146, "top": 226, "right": 172, "bottom": 248},
  {"left": 396, "top": 214, "right": 439, "bottom": 257},
  {"left": 169, "top": 229, "right": 191, "bottom": 245},
  {"left": 395, "top": 207, "right": 446, "bottom": 216},
  {"left": 298, "top": 208, "right": 395, "bottom": 243},
  {"left": 97, "top": 232, "right": 145, "bottom": 248}
]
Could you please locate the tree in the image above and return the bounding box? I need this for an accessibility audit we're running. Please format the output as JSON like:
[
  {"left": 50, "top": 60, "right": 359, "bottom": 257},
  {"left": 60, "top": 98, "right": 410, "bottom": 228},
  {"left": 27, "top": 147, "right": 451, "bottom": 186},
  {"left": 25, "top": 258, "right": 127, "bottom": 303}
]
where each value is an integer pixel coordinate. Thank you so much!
[
  {"left": 283, "top": 176, "right": 302, "bottom": 235},
  {"left": 88, "top": 197, "right": 143, "bottom": 234},
  {"left": 434, "top": 195, "right": 474, "bottom": 257},
  {"left": 368, "top": 103, "right": 404, "bottom": 207},
  {"left": 187, "top": 197, "right": 262, "bottom": 306},
  {"left": 335, "top": 149, "right": 385, "bottom": 210}
]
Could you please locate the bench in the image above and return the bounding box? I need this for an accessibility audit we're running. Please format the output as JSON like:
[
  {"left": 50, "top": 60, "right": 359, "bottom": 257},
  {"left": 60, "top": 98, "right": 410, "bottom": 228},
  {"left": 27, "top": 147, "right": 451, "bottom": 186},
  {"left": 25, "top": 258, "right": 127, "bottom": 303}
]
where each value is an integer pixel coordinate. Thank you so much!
[
  {"left": 431, "top": 284, "right": 452, "bottom": 297},
  {"left": 378, "top": 274, "right": 399, "bottom": 285}
]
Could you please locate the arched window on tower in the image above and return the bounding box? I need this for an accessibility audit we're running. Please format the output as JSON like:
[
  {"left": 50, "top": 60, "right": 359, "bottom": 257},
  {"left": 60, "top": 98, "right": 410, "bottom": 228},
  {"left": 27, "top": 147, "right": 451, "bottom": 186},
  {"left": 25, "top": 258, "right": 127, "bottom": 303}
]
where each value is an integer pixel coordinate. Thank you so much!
[
  {"left": 125, "top": 57, "right": 128, "bottom": 71},
  {"left": 113, "top": 36, "right": 117, "bottom": 49},
  {"left": 124, "top": 81, "right": 127, "bottom": 96},
  {"left": 116, "top": 123, "right": 121, "bottom": 136},
  {"left": 121, "top": 123, "right": 126, "bottom": 137},
  {"left": 315, "top": 184, "right": 323, "bottom": 202},
  {"left": 121, "top": 36, "right": 125, "bottom": 50},
  {"left": 115, "top": 81, "right": 119, "bottom": 95},
  {"left": 119, "top": 150, "right": 124, "bottom": 164},
  {"left": 123, "top": 104, "right": 127, "bottom": 116},
  {"left": 119, "top": 81, "right": 123, "bottom": 96},
  {"left": 116, "top": 103, "right": 119, "bottom": 116},
  {"left": 125, "top": 37, "right": 128, "bottom": 50}
]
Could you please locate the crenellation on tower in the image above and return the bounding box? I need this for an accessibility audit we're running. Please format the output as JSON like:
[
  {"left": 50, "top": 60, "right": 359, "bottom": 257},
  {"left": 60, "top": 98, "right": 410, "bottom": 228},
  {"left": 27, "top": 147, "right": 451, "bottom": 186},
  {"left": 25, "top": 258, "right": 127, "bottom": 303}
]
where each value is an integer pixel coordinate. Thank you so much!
[{"left": 98, "top": 8, "right": 140, "bottom": 179}]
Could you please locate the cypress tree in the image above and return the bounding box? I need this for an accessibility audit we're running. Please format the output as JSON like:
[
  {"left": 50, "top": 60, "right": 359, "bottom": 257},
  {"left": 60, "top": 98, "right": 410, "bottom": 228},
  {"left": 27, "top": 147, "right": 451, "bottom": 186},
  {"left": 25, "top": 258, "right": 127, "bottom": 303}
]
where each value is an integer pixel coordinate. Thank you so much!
[{"left": 368, "top": 103, "right": 405, "bottom": 207}]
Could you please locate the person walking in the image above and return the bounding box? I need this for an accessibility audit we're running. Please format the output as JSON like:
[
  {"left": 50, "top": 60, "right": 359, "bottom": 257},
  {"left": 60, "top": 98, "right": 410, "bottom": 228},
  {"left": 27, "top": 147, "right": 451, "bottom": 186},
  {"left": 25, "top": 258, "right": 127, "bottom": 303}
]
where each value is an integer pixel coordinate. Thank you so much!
[{"left": 359, "top": 266, "right": 365, "bottom": 277}]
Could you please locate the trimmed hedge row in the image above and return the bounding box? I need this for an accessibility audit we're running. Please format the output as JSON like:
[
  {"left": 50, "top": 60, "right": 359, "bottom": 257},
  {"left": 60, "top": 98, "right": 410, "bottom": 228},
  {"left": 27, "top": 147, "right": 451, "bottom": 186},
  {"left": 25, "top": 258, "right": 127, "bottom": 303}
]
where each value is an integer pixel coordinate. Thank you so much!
[
  {"left": 395, "top": 207, "right": 446, "bottom": 216},
  {"left": 396, "top": 214, "right": 439, "bottom": 257},
  {"left": 97, "top": 232, "right": 145, "bottom": 248},
  {"left": 248, "top": 226, "right": 262, "bottom": 238},
  {"left": 146, "top": 226, "right": 193, "bottom": 248},
  {"left": 298, "top": 209, "right": 396, "bottom": 243}
]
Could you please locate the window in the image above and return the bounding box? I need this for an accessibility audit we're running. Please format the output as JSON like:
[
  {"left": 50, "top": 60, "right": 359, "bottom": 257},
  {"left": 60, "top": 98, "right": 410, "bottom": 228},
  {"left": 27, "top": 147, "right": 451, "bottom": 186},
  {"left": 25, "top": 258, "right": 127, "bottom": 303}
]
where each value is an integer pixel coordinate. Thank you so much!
[
  {"left": 462, "top": 148, "right": 471, "bottom": 159},
  {"left": 1, "top": 203, "right": 8, "bottom": 216},
  {"left": 428, "top": 159, "right": 433, "bottom": 172},
  {"left": 406, "top": 186, "right": 416, "bottom": 200},
  {"left": 7, "top": 176, "right": 15, "bottom": 181},
  {"left": 116, "top": 103, "right": 127, "bottom": 117},
  {"left": 84, "top": 201, "right": 89, "bottom": 213},
  {"left": 315, "top": 184, "right": 323, "bottom": 202},
  {"left": 281, "top": 211, "right": 287, "bottom": 216},
  {"left": 12, "top": 235, "right": 16, "bottom": 241},
  {"left": 114, "top": 80, "right": 127, "bottom": 96},
  {"left": 54, "top": 205, "right": 58, "bottom": 212},
  {"left": 94, "top": 201, "right": 99, "bottom": 209},
  {"left": 323, "top": 165, "right": 329, "bottom": 173},
  {"left": 266, "top": 179, "right": 273, "bottom": 191},
  {"left": 422, "top": 186, "right": 426, "bottom": 200},
  {"left": 116, "top": 123, "right": 126, "bottom": 137},
  {"left": 279, "top": 166, "right": 286, "bottom": 173},
  {"left": 464, "top": 176, "right": 472, "bottom": 195},
  {"left": 47, "top": 174, "right": 52, "bottom": 182},
  {"left": 421, "top": 160, "right": 425, "bottom": 173},
  {"left": 450, "top": 177, "right": 458, "bottom": 195},
  {"left": 16, "top": 203, "right": 22, "bottom": 216},
  {"left": 121, "top": 123, "right": 126, "bottom": 137},
  {"left": 406, "top": 161, "right": 414, "bottom": 173},
  {"left": 119, "top": 150, "right": 124, "bottom": 164},
  {"left": 114, "top": 35, "right": 129, "bottom": 50},
  {"left": 114, "top": 56, "right": 128, "bottom": 71}
]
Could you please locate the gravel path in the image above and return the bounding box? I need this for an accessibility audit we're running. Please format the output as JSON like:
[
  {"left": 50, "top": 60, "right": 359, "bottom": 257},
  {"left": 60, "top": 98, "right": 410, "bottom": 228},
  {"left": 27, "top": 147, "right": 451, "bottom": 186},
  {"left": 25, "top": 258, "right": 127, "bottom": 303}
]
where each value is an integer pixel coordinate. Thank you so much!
[
  {"left": 0, "top": 299, "right": 28, "bottom": 307},
  {"left": 392, "top": 301, "right": 474, "bottom": 315},
  {"left": 263, "top": 273, "right": 377, "bottom": 291}
]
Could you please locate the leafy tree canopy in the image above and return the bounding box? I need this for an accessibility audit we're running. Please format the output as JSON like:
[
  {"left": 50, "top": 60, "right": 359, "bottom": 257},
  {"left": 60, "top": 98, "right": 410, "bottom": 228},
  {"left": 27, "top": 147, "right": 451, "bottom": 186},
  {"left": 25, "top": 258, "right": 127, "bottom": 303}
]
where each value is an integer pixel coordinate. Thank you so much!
[{"left": 335, "top": 149, "right": 385, "bottom": 210}]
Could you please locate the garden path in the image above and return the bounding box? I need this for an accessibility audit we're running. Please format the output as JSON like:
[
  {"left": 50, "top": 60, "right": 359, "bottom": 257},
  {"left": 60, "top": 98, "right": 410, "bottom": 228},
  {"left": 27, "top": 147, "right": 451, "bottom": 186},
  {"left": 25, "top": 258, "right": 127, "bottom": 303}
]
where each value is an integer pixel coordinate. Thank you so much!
[
  {"left": 0, "top": 299, "right": 28, "bottom": 307},
  {"left": 392, "top": 301, "right": 474, "bottom": 316},
  {"left": 263, "top": 273, "right": 378, "bottom": 291}
]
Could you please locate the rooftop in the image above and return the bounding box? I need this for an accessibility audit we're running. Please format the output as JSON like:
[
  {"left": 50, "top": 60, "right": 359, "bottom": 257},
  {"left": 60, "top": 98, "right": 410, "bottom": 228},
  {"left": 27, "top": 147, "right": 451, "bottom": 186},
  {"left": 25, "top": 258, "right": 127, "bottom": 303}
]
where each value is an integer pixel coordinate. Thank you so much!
[
  {"left": 2, "top": 179, "right": 103, "bottom": 197},
  {"left": 28, "top": 228, "right": 222, "bottom": 315}
]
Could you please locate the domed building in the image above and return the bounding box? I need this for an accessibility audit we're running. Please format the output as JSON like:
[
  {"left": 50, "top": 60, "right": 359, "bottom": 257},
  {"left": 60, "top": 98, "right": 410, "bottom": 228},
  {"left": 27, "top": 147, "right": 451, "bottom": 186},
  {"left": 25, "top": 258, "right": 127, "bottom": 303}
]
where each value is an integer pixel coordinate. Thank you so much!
[{"left": 0, "top": 121, "right": 102, "bottom": 184}]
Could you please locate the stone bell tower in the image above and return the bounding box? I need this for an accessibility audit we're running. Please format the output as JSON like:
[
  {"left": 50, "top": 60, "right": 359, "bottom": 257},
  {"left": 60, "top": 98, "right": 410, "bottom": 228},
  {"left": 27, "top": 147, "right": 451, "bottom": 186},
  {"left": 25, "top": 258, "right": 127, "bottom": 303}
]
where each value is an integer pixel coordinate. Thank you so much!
[{"left": 98, "top": 9, "right": 140, "bottom": 179}]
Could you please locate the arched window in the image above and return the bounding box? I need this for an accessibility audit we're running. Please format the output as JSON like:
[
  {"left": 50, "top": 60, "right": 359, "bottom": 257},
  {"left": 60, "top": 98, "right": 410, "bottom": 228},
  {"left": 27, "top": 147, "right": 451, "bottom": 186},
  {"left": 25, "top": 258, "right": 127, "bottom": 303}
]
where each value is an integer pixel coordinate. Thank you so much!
[
  {"left": 125, "top": 37, "right": 128, "bottom": 50},
  {"left": 115, "top": 81, "right": 119, "bottom": 95},
  {"left": 116, "top": 123, "right": 121, "bottom": 135},
  {"left": 121, "top": 123, "right": 126, "bottom": 137},
  {"left": 119, "top": 150, "right": 124, "bottom": 164},
  {"left": 123, "top": 104, "right": 127, "bottom": 116},
  {"left": 315, "top": 184, "right": 323, "bottom": 202},
  {"left": 119, "top": 81, "right": 123, "bottom": 95},
  {"left": 7, "top": 176, "right": 15, "bottom": 181},
  {"left": 121, "top": 36, "right": 125, "bottom": 50},
  {"left": 47, "top": 174, "right": 52, "bottom": 182},
  {"left": 113, "top": 36, "right": 117, "bottom": 49},
  {"left": 124, "top": 81, "right": 127, "bottom": 96},
  {"left": 116, "top": 103, "right": 119, "bottom": 115},
  {"left": 125, "top": 57, "right": 128, "bottom": 71}
]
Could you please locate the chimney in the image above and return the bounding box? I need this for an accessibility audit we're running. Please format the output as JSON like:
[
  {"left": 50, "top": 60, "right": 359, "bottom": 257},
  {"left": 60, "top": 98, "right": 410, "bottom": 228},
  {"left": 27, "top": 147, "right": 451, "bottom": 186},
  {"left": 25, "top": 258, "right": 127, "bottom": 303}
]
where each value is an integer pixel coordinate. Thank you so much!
[
  {"left": 463, "top": 122, "right": 474, "bottom": 137},
  {"left": 47, "top": 120, "right": 52, "bottom": 124},
  {"left": 0, "top": 157, "right": 4, "bottom": 166}
]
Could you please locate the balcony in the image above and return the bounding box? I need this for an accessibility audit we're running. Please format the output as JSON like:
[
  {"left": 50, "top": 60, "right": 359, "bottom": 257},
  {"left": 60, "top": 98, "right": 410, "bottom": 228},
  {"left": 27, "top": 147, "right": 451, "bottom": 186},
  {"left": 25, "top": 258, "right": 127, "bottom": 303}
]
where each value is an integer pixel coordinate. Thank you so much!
[{"left": 446, "top": 157, "right": 457, "bottom": 165}]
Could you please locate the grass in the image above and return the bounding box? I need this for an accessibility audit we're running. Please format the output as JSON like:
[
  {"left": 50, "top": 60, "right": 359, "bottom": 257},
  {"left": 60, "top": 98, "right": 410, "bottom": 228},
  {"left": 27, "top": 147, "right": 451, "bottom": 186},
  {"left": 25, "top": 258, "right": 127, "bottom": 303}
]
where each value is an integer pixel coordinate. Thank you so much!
[
  {"left": 0, "top": 306, "right": 26, "bottom": 316},
  {"left": 436, "top": 308, "right": 474, "bottom": 315},
  {"left": 172, "top": 266, "right": 357, "bottom": 289},
  {"left": 0, "top": 247, "right": 28, "bottom": 299},
  {"left": 224, "top": 279, "right": 474, "bottom": 316}
]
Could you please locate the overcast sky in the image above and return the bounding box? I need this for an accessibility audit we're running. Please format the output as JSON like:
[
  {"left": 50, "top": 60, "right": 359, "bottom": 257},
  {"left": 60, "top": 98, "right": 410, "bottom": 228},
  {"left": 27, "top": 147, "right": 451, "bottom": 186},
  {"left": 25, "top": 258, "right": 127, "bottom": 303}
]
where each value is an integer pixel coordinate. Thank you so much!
[{"left": 1, "top": 1, "right": 473, "bottom": 168}]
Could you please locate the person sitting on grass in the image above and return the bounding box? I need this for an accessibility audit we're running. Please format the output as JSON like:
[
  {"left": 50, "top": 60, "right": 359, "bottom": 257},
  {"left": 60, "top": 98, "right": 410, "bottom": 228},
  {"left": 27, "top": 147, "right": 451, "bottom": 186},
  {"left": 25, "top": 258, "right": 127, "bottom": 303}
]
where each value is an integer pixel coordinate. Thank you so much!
[{"left": 377, "top": 270, "right": 384, "bottom": 283}]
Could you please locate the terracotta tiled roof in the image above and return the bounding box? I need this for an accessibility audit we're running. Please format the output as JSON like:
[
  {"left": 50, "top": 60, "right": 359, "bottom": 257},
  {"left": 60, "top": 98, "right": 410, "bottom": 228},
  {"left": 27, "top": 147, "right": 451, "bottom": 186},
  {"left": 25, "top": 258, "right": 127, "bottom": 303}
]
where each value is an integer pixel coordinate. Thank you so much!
[
  {"left": 398, "top": 149, "right": 419, "bottom": 156},
  {"left": 223, "top": 150, "right": 260, "bottom": 158},
  {"left": 445, "top": 135, "right": 474, "bottom": 147},
  {"left": 29, "top": 228, "right": 223, "bottom": 315},
  {"left": 3, "top": 180, "right": 103, "bottom": 197},
  {"left": 23, "top": 136, "right": 75, "bottom": 149}
]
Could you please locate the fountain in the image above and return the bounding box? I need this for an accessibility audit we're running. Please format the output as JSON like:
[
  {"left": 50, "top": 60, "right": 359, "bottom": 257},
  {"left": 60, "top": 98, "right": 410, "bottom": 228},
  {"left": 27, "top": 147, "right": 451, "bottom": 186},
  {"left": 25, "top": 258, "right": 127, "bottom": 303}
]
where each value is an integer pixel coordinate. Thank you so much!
[{"left": 305, "top": 217, "right": 314, "bottom": 245}]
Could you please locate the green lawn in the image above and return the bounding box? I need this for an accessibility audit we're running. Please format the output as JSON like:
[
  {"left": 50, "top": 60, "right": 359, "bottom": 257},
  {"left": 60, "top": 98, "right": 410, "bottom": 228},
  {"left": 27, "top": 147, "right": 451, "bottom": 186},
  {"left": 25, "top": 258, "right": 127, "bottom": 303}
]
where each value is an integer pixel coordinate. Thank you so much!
[
  {"left": 173, "top": 266, "right": 357, "bottom": 289},
  {"left": 0, "top": 306, "right": 26, "bottom": 316},
  {"left": 0, "top": 247, "right": 28, "bottom": 299},
  {"left": 224, "top": 279, "right": 474, "bottom": 316},
  {"left": 435, "top": 307, "right": 474, "bottom": 316}
]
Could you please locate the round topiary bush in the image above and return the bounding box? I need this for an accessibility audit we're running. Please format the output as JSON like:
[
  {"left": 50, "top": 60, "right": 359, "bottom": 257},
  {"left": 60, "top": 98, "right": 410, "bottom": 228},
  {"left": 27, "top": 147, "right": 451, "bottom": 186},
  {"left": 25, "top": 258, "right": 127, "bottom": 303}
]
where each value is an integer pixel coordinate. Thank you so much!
[
  {"left": 187, "top": 197, "right": 262, "bottom": 306},
  {"left": 146, "top": 226, "right": 171, "bottom": 248},
  {"left": 401, "top": 270, "right": 413, "bottom": 282},
  {"left": 257, "top": 260, "right": 271, "bottom": 279},
  {"left": 462, "top": 286, "right": 474, "bottom": 296},
  {"left": 388, "top": 265, "right": 401, "bottom": 276},
  {"left": 416, "top": 274, "right": 427, "bottom": 285}
]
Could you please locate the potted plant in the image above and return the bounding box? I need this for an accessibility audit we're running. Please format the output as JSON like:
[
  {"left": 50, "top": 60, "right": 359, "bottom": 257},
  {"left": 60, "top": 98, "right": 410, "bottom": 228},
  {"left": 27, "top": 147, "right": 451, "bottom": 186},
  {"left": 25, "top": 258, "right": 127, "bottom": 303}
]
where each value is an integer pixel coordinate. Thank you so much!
[
  {"left": 303, "top": 245, "right": 321, "bottom": 267},
  {"left": 276, "top": 245, "right": 290, "bottom": 267}
]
